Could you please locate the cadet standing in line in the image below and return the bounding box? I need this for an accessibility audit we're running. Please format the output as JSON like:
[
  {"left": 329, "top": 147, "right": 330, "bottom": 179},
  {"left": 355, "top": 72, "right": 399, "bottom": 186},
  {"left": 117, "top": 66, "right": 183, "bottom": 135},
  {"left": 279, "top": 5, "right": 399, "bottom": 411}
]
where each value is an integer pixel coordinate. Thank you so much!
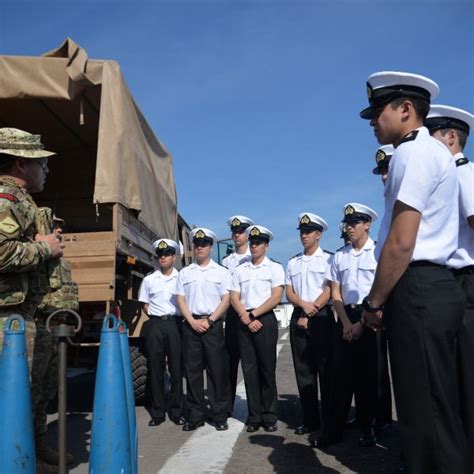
[
  {"left": 425, "top": 105, "right": 474, "bottom": 470},
  {"left": 372, "top": 144, "right": 394, "bottom": 185},
  {"left": 139, "top": 238, "right": 185, "bottom": 428},
  {"left": 175, "top": 228, "right": 231, "bottom": 431},
  {"left": 230, "top": 225, "right": 285, "bottom": 433},
  {"left": 370, "top": 146, "right": 394, "bottom": 431},
  {"left": 222, "top": 215, "right": 254, "bottom": 411},
  {"left": 315, "top": 203, "right": 380, "bottom": 449},
  {"left": 360, "top": 72, "right": 469, "bottom": 473},
  {"left": 285, "top": 213, "right": 332, "bottom": 436},
  {"left": 33, "top": 210, "right": 78, "bottom": 468},
  {"left": 0, "top": 128, "right": 64, "bottom": 474}
]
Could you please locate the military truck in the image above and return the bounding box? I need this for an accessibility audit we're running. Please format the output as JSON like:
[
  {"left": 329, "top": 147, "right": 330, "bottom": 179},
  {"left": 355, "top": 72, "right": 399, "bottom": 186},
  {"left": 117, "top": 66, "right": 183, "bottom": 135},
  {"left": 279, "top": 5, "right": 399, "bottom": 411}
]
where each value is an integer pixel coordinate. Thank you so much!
[{"left": 0, "top": 38, "right": 192, "bottom": 400}]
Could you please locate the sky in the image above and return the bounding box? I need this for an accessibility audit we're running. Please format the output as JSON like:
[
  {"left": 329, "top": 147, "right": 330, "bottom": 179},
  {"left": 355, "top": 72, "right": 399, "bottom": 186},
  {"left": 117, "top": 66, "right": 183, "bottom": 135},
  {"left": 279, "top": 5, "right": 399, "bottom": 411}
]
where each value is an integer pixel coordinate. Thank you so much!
[{"left": 1, "top": 0, "right": 473, "bottom": 264}]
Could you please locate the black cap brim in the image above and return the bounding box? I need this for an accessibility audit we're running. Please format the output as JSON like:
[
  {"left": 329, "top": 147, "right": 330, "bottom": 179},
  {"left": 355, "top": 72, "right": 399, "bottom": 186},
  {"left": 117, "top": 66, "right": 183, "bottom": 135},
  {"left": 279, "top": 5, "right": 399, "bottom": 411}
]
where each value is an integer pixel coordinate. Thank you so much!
[
  {"left": 360, "top": 106, "right": 374, "bottom": 120},
  {"left": 372, "top": 166, "right": 382, "bottom": 175}
]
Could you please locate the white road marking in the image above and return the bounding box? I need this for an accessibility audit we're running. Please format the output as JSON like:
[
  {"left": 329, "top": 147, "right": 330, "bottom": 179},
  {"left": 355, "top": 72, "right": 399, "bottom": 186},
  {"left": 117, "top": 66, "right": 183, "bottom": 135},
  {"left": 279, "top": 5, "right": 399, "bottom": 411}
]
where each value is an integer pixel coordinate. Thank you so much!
[{"left": 159, "top": 343, "right": 285, "bottom": 473}]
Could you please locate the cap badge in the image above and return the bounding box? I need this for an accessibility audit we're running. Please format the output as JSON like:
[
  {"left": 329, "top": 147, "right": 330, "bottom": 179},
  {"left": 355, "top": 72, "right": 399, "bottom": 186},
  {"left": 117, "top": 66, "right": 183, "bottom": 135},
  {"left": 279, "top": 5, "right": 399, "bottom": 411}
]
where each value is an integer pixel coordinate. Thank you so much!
[
  {"left": 231, "top": 217, "right": 241, "bottom": 227},
  {"left": 250, "top": 227, "right": 260, "bottom": 237},
  {"left": 345, "top": 205, "right": 355, "bottom": 216},
  {"left": 366, "top": 82, "right": 373, "bottom": 101},
  {"left": 158, "top": 241, "right": 168, "bottom": 250},
  {"left": 300, "top": 214, "right": 311, "bottom": 225},
  {"left": 195, "top": 229, "right": 206, "bottom": 239},
  {"left": 376, "top": 150, "right": 386, "bottom": 163}
]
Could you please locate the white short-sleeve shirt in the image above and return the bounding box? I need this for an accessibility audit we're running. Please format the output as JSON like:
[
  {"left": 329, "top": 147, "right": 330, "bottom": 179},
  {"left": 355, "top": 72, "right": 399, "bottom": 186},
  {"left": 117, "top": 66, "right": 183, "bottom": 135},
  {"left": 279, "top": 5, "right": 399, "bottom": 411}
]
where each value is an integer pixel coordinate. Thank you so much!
[
  {"left": 328, "top": 238, "right": 377, "bottom": 305},
  {"left": 138, "top": 268, "right": 179, "bottom": 316},
  {"left": 231, "top": 256, "right": 285, "bottom": 310},
  {"left": 285, "top": 247, "right": 332, "bottom": 302},
  {"left": 175, "top": 259, "right": 231, "bottom": 315},
  {"left": 222, "top": 247, "right": 251, "bottom": 274},
  {"left": 448, "top": 154, "right": 474, "bottom": 269},
  {"left": 376, "top": 127, "right": 459, "bottom": 264}
]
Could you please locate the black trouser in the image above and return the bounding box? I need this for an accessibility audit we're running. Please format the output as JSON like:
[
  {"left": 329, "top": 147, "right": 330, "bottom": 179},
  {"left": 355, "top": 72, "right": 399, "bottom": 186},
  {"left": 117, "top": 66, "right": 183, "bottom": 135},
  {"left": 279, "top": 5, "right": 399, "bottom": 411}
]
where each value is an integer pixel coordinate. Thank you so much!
[
  {"left": 144, "top": 317, "right": 184, "bottom": 420},
  {"left": 225, "top": 305, "right": 240, "bottom": 410},
  {"left": 326, "top": 305, "right": 380, "bottom": 439},
  {"left": 289, "top": 306, "right": 334, "bottom": 431},
  {"left": 385, "top": 264, "right": 469, "bottom": 474},
  {"left": 182, "top": 318, "right": 229, "bottom": 424},
  {"left": 453, "top": 267, "right": 474, "bottom": 472},
  {"left": 375, "top": 333, "right": 392, "bottom": 428},
  {"left": 239, "top": 310, "right": 279, "bottom": 425}
]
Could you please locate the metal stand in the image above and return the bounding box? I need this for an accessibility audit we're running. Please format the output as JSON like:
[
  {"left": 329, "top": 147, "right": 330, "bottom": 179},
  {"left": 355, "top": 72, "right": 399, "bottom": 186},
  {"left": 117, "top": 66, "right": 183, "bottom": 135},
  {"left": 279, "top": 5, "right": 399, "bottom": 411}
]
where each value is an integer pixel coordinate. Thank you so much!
[{"left": 47, "top": 310, "right": 82, "bottom": 474}]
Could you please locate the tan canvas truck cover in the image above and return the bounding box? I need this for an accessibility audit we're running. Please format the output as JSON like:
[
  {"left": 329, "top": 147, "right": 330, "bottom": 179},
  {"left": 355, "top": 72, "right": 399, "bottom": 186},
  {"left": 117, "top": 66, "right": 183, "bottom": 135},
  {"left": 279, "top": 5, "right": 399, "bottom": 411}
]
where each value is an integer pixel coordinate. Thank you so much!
[{"left": 0, "top": 37, "right": 178, "bottom": 241}]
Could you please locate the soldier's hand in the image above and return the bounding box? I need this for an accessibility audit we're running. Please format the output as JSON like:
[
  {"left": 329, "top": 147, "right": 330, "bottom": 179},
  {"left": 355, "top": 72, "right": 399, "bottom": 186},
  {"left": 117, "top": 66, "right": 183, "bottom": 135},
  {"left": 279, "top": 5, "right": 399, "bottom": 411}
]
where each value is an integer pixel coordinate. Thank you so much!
[
  {"left": 301, "top": 302, "right": 317, "bottom": 317},
  {"left": 362, "top": 310, "right": 383, "bottom": 331},
  {"left": 190, "top": 319, "right": 207, "bottom": 333},
  {"left": 35, "top": 229, "right": 65, "bottom": 258},
  {"left": 240, "top": 312, "right": 252, "bottom": 326},
  {"left": 248, "top": 320, "right": 263, "bottom": 333},
  {"left": 296, "top": 316, "right": 309, "bottom": 330},
  {"left": 342, "top": 321, "right": 353, "bottom": 342},
  {"left": 351, "top": 322, "right": 364, "bottom": 341}
]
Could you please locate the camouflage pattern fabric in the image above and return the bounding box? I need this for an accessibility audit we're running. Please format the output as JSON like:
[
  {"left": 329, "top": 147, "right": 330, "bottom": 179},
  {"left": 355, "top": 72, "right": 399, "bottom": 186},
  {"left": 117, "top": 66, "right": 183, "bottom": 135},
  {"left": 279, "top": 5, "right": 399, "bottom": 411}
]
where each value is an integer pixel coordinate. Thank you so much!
[
  {"left": 31, "top": 321, "right": 58, "bottom": 436},
  {"left": 0, "top": 128, "right": 56, "bottom": 159}
]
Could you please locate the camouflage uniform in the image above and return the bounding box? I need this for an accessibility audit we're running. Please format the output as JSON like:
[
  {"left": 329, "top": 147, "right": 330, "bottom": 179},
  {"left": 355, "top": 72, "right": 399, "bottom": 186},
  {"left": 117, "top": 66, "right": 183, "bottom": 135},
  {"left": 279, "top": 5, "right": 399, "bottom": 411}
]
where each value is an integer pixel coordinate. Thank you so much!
[{"left": 32, "top": 207, "right": 79, "bottom": 436}]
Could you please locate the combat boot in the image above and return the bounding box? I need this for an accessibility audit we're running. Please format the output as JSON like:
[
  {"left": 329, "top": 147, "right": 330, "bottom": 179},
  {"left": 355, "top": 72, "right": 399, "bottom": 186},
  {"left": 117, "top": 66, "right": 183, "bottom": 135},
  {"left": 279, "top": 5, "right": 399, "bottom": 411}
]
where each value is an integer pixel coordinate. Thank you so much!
[{"left": 36, "top": 434, "right": 74, "bottom": 465}]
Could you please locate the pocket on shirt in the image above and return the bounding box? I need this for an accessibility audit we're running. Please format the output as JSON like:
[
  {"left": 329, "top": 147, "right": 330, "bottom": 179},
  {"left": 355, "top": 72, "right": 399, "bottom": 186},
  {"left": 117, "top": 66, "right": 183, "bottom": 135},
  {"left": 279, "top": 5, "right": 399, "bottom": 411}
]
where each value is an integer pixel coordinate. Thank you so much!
[{"left": 207, "top": 275, "right": 224, "bottom": 298}]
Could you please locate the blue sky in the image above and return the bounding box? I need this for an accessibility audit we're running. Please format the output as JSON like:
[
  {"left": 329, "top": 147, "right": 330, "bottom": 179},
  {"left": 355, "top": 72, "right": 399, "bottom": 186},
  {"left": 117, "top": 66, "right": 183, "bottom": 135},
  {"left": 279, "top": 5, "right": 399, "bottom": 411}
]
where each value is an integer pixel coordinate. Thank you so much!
[{"left": 1, "top": 0, "right": 473, "bottom": 264}]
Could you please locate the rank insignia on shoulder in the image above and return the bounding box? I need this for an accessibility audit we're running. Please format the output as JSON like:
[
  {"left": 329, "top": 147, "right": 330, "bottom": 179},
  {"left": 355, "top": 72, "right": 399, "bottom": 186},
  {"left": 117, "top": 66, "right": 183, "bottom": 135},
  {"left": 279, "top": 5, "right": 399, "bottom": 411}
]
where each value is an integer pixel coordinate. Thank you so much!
[
  {"left": 158, "top": 241, "right": 169, "bottom": 249},
  {"left": 231, "top": 217, "right": 241, "bottom": 227},
  {"left": 399, "top": 130, "right": 419, "bottom": 145},
  {"left": 0, "top": 215, "right": 20, "bottom": 234},
  {"left": 300, "top": 214, "right": 311, "bottom": 225},
  {"left": 376, "top": 150, "right": 386, "bottom": 163},
  {"left": 0, "top": 193, "right": 19, "bottom": 203},
  {"left": 250, "top": 227, "right": 260, "bottom": 237},
  {"left": 344, "top": 205, "right": 355, "bottom": 216},
  {"left": 455, "top": 157, "right": 469, "bottom": 167},
  {"left": 195, "top": 229, "right": 205, "bottom": 239}
]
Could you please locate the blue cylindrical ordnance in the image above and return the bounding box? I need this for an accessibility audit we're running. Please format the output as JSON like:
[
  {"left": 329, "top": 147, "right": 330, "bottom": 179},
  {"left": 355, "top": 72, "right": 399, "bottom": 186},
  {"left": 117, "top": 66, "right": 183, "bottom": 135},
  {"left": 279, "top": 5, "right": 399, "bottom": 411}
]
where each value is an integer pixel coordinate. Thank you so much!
[
  {"left": 118, "top": 321, "right": 138, "bottom": 474},
  {"left": 89, "top": 315, "right": 131, "bottom": 474},
  {"left": 0, "top": 315, "right": 36, "bottom": 474}
]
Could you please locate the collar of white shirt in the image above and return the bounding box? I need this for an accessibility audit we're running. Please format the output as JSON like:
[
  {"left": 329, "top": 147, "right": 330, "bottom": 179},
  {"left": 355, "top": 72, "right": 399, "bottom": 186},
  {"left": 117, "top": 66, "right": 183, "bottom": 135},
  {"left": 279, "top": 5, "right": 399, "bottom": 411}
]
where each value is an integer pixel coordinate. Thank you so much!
[
  {"left": 250, "top": 255, "right": 271, "bottom": 269},
  {"left": 349, "top": 237, "right": 375, "bottom": 256},
  {"left": 301, "top": 246, "right": 323, "bottom": 261},
  {"left": 454, "top": 152, "right": 465, "bottom": 160},
  {"left": 190, "top": 259, "right": 220, "bottom": 271}
]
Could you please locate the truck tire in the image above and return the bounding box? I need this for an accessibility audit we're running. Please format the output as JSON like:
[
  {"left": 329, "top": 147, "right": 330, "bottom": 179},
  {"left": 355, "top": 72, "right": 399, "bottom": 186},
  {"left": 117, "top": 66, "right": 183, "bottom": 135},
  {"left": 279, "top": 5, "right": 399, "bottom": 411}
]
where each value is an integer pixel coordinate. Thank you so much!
[{"left": 129, "top": 345, "right": 147, "bottom": 403}]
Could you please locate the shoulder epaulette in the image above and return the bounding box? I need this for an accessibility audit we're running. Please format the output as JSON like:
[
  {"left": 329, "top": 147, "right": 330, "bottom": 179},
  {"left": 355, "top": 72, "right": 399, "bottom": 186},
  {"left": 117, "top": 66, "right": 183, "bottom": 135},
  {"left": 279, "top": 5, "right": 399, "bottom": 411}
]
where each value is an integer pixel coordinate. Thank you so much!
[
  {"left": 289, "top": 252, "right": 302, "bottom": 260},
  {"left": 323, "top": 249, "right": 334, "bottom": 255},
  {"left": 270, "top": 258, "right": 282, "bottom": 264},
  {"left": 456, "top": 157, "right": 469, "bottom": 167},
  {"left": 335, "top": 244, "right": 348, "bottom": 252},
  {"left": 398, "top": 130, "right": 419, "bottom": 145}
]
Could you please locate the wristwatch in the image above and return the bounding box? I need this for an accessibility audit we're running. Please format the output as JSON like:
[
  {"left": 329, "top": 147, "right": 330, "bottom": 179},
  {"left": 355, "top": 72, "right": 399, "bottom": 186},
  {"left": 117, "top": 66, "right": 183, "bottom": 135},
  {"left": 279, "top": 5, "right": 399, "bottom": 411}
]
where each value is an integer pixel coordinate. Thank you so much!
[
  {"left": 208, "top": 317, "right": 215, "bottom": 328},
  {"left": 362, "top": 296, "right": 383, "bottom": 313}
]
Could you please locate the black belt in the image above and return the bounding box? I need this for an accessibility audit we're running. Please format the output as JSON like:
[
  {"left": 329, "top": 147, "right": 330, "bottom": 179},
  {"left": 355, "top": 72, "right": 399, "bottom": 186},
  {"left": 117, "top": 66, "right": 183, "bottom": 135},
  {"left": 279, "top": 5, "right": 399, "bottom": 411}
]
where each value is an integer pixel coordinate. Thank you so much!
[
  {"left": 409, "top": 260, "right": 446, "bottom": 268},
  {"left": 451, "top": 265, "right": 474, "bottom": 276},
  {"left": 149, "top": 315, "right": 176, "bottom": 321},
  {"left": 192, "top": 314, "right": 211, "bottom": 319}
]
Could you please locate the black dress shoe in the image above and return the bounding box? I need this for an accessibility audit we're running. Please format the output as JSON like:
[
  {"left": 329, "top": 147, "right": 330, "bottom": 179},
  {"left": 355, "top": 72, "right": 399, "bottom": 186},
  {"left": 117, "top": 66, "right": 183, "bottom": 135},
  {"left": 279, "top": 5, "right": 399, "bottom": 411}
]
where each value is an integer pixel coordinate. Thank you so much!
[
  {"left": 148, "top": 417, "right": 165, "bottom": 427},
  {"left": 182, "top": 421, "right": 205, "bottom": 432},
  {"left": 294, "top": 424, "right": 319, "bottom": 435},
  {"left": 246, "top": 423, "right": 260, "bottom": 433},
  {"left": 215, "top": 422, "right": 228, "bottom": 431},
  {"left": 263, "top": 422, "right": 278, "bottom": 432},
  {"left": 170, "top": 416, "right": 186, "bottom": 426},
  {"left": 359, "top": 432, "right": 376, "bottom": 447},
  {"left": 311, "top": 434, "right": 341, "bottom": 449}
]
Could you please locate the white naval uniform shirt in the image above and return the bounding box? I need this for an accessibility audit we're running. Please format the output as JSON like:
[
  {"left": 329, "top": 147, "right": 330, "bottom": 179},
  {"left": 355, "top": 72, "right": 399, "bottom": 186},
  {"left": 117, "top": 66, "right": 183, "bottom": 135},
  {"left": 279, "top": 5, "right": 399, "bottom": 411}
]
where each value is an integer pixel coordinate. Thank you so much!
[
  {"left": 448, "top": 154, "right": 474, "bottom": 269},
  {"left": 222, "top": 247, "right": 251, "bottom": 273},
  {"left": 376, "top": 127, "right": 459, "bottom": 264},
  {"left": 231, "top": 256, "right": 285, "bottom": 310},
  {"left": 285, "top": 247, "right": 332, "bottom": 302},
  {"left": 328, "top": 238, "right": 377, "bottom": 305},
  {"left": 175, "top": 259, "right": 231, "bottom": 315},
  {"left": 138, "top": 268, "right": 179, "bottom": 316}
]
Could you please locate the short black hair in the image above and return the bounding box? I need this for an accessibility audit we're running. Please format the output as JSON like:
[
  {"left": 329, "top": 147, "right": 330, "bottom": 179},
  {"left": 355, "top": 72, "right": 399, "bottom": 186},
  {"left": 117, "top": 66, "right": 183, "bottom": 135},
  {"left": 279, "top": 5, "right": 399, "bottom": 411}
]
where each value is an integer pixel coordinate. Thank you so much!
[
  {"left": 0, "top": 153, "right": 18, "bottom": 173},
  {"left": 438, "top": 128, "right": 468, "bottom": 150},
  {"left": 390, "top": 97, "right": 430, "bottom": 120}
]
